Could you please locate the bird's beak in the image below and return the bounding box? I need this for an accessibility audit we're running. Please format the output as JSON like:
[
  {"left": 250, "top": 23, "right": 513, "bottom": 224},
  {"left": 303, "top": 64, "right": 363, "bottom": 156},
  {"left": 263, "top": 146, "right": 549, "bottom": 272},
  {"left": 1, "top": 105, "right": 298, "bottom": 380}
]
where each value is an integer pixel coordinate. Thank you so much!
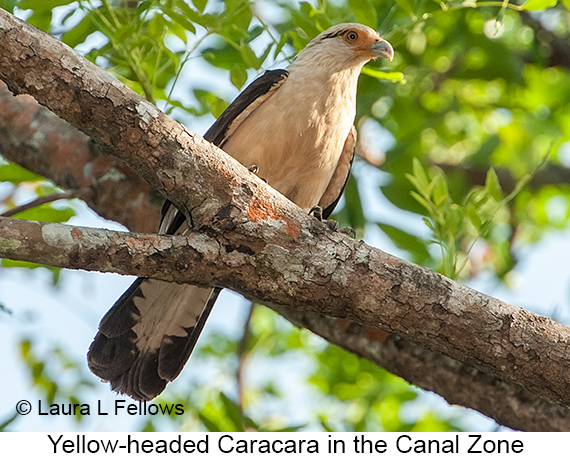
[{"left": 371, "top": 40, "right": 394, "bottom": 61}]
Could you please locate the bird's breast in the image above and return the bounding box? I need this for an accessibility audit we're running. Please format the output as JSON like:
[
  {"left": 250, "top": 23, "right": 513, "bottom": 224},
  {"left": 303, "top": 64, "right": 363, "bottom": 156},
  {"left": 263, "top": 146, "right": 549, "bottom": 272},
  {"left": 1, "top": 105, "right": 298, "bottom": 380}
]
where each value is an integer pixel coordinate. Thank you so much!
[{"left": 223, "top": 77, "right": 357, "bottom": 211}]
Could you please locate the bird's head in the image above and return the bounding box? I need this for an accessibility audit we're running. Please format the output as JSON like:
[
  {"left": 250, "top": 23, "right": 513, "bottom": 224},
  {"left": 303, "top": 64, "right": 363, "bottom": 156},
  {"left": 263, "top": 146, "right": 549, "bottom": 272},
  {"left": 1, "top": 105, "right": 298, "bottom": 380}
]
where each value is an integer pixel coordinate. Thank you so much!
[{"left": 296, "top": 23, "right": 394, "bottom": 69}]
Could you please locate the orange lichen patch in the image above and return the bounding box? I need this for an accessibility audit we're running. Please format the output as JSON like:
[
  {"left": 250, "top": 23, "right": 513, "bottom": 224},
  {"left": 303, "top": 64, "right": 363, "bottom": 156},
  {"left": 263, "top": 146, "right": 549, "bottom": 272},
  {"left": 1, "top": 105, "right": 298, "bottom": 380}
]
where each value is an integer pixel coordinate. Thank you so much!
[
  {"left": 124, "top": 235, "right": 159, "bottom": 251},
  {"left": 217, "top": 166, "right": 239, "bottom": 184},
  {"left": 70, "top": 227, "right": 84, "bottom": 241},
  {"left": 247, "top": 197, "right": 300, "bottom": 238}
]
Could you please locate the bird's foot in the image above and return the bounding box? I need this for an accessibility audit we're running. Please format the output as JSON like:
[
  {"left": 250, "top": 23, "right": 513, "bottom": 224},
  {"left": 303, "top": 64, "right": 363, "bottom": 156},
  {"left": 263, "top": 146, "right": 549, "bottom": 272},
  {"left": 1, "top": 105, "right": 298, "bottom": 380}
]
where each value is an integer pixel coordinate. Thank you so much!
[
  {"left": 309, "top": 205, "right": 324, "bottom": 221},
  {"left": 309, "top": 206, "right": 356, "bottom": 238},
  {"left": 248, "top": 165, "right": 267, "bottom": 183},
  {"left": 338, "top": 226, "right": 357, "bottom": 238}
]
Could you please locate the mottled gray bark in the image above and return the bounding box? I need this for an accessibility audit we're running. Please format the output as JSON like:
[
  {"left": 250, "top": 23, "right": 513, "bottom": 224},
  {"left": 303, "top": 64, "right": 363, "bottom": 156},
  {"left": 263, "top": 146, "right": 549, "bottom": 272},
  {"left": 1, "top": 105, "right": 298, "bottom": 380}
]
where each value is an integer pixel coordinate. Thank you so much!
[{"left": 0, "top": 82, "right": 163, "bottom": 232}]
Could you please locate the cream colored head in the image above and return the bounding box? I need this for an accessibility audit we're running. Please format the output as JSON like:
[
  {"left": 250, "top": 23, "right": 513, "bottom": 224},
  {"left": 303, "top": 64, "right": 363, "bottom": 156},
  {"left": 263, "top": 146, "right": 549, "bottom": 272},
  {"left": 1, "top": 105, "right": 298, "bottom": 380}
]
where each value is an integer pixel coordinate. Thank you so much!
[{"left": 294, "top": 23, "right": 394, "bottom": 69}]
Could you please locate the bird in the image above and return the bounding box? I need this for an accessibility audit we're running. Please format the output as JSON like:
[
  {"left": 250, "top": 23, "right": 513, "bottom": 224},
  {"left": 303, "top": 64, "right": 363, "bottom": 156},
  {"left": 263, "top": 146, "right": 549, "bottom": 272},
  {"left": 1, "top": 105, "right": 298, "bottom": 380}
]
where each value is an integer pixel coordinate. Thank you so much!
[{"left": 87, "top": 23, "right": 394, "bottom": 401}]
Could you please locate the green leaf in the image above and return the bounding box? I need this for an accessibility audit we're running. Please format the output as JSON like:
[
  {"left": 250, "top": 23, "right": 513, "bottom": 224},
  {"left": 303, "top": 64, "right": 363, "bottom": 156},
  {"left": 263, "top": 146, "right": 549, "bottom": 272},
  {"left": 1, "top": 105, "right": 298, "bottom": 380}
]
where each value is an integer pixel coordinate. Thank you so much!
[
  {"left": 465, "top": 205, "right": 482, "bottom": 230},
  {"left": 395, "top": 0, "right": 416, "bottom": 14},
  {"left": 175, "top": 0, "right": 215, "bottom": 28},
  {"left": 0, "top": 412, "right": 18, "bottom": 431},
  {"left": 0, "top": 0, "right": 17, "bottom": 13},
  {"left": 274, "top": 32, "right": 288, "bottom": 60},
  {"left": 523, "top": 0, "right": 557, "bottom": 9},
  {"left": 267, "top": 424, "right": 306, "bottom": 432},
  {"left": 18, "top": 0, "right": 75, "bottom": 11},
  {"left": 431, "top": 173, "right": 449, "bottom": 208},
  {"left": 361, "top": 67, "right": 405, "bottom": 82},
  {"left": 192, "top": 0, "right": 207, "bottom": 12},
  {"left": 410, "top": 191, "right": 432, "bottom": 213},
  {"left": 342, "top": 175, "right": 366, "bottom": 230},
  {"left": 0, "top": 163, "right": 43, "bottom": 183},
  {"left": 194, "top": 89, "right": 228, "bottom": 118},
  {"left": 21, "top": 340, "right": 31, "bottom": 361},
  {"left": 230, "top": 64, "right": 248, "bottom": 89},
  {"left": 219, "top": 393, "right": 245, "bottom": 432},
  {"left": 61, "top": 12, "right": 98, "bottom": 48},
  {"left": 164, "top": 8, "right": 197, "bottom": 34},
  {"left": 2, "top": 259, "right": 62, "bottom": 284},
  {"left": 485, "top": 168, "right": 503, "bottom": 201},
  {"left": 239, "top": 45, "right": 260, "bottom": 69},
  {"left": 411, "top": 158, "right": 430, "bottom": 189},
  {"left": 246, "top": 25, "right": 264, "bottom": 43},
  {"left": 202, "top": 45, "right": 242, "bottom": 70},
  {"left": 349, "top": 0, "right": 377, "bottom": 28},
  {"left": 197, "top": 412, "right": 222, "bottom": 432},
  {"left": 13, "top": 206, "right": 75, "bottom": 223},
  {"left": 149, "top": 13, "right": 167, "bottom": 37},
  {"left": 26, "top": 10, "right": 52, "bottom": 31},
  {"left": 141, "top": 420, "right": 156, "bottom": 432},
  {"left": 378, "top": 223, "right": 430, "bottom": 261}
]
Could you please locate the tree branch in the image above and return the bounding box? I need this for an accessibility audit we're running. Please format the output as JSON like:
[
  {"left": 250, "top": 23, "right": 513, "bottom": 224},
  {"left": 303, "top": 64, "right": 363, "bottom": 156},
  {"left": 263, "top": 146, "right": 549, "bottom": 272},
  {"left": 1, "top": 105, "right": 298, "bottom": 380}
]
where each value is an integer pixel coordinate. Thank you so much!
[
  {"left": 0, "top": 190, "right": 84, "bottom": 217},
  {"left": 1, "top": 9, "right": 570, "bottom": 429},
  {"left": 273, "top": 306, "right": 570, "bottom": 432},
  {"left": 0, "top": 81, "right": 162, "bottom": 232},
  {"left": 1, "top": 215, "right": 569, "bottom": 431}
]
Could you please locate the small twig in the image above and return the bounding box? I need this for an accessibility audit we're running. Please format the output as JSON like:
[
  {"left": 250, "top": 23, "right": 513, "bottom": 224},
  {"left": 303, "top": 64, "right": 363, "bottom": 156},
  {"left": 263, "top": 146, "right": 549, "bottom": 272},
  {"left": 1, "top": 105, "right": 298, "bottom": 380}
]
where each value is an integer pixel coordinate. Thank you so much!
[
  {"left": 0, "top": 190, "right": 85, "bottom": 217},
  {"left": 236, "top": 302, "right": 255, "bottom": 421}
]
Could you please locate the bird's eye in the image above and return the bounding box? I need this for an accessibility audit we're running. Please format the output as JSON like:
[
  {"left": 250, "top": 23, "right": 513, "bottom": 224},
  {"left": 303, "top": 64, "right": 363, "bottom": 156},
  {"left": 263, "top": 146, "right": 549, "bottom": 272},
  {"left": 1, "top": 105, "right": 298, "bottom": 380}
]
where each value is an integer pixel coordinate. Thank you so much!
[{"left": 346, "top": 31, "right": 359, "bottom": 42}]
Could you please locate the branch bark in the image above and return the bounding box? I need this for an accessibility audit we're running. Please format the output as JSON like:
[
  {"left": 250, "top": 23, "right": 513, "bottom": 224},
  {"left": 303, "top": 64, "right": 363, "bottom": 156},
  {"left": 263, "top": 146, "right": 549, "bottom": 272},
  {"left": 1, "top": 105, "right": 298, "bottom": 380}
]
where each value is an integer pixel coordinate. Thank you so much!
[
  {"left": 0, "top": 81, "right": 162, "bottom": 232},
  {"left": 1, "top": 215, "right": 570, "bottom": 431},
  {"left": 1, "top": 9, "right": 570, "bottom": 430}
]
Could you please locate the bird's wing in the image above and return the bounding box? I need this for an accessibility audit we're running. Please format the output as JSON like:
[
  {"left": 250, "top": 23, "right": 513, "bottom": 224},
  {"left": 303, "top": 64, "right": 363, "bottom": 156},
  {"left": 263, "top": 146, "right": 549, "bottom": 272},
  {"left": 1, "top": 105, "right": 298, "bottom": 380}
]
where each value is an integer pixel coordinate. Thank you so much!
[
  {"left": 318, "top": 125, "right": 357, "bottom": 219},
  {"left": 159, "top": 69, "right": 289, "bottom": 235},
  {"left": 88, "top": 70, "right": 289, "bottom": 401}
]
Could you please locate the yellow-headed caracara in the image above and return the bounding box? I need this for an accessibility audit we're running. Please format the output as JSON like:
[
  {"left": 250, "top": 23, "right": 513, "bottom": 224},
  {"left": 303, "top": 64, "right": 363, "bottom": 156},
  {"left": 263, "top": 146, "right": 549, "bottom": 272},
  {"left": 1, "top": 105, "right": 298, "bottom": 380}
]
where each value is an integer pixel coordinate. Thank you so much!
[{"left": 88, "top": 23, "right": 394, "bottom": 400}]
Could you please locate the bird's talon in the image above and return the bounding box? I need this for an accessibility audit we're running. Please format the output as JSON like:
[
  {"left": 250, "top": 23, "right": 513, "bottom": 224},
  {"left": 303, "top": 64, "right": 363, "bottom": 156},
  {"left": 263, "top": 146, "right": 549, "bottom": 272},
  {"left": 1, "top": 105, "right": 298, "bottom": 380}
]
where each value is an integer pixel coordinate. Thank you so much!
[
  {"left": 248, "top": 165, "right": 267, "bottom": 182},
  {"left": 326, "top": 220, "right": 340, "bottom": 231},
  {"left": 339, "top": 227, "right": 357, "bottom": 238},
  {"left": 309, "top": 206, "right": 324, "bottom": 221}
]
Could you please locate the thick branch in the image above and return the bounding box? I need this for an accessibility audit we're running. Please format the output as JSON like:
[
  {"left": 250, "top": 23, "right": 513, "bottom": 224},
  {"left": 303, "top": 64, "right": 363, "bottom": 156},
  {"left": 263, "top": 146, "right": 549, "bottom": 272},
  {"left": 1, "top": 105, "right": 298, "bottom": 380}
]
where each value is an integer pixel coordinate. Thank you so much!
[
  {"left": 1, "top": 9, "right": 570, "bottom": 427},
  {"left": 1, "top": 215, "right": 570, "bottom": 431},
  {"left": 273, "top": 306, "right": 570, "bottom": 432},
  {"left": 2, "top": 212, "right": 570, "bottom": 416},
  {"left": 0, "top": 81, "right": 162, "bottom": 232}
]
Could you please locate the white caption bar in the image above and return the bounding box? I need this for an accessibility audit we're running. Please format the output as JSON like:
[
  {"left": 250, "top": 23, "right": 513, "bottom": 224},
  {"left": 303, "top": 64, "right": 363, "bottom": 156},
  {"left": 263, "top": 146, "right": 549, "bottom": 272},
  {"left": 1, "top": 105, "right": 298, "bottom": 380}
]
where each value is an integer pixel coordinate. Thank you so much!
[{"left": 0, "top": 431, "right": 559, "bottom": 456}]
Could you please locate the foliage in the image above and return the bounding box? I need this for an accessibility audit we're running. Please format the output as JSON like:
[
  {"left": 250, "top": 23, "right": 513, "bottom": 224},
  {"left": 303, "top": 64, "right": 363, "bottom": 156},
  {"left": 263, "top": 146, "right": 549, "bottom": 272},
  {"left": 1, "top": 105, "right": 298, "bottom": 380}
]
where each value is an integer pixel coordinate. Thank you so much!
[
  {"left": 18, "top": 338, "right": 97, "bottom": 418},
  {"left": 1, "top": 0, "right": 570, "bottom": 432},
  {"left": 0, "top": 159, "right": 76, "bottom": 283}
]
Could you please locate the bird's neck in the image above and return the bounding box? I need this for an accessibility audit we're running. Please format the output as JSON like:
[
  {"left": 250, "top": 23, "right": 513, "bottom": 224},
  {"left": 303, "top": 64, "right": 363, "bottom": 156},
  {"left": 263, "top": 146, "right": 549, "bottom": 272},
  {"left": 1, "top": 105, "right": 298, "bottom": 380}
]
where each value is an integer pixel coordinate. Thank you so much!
[{"left": 286, "top": 58, "right": 365, "bottom": 108}]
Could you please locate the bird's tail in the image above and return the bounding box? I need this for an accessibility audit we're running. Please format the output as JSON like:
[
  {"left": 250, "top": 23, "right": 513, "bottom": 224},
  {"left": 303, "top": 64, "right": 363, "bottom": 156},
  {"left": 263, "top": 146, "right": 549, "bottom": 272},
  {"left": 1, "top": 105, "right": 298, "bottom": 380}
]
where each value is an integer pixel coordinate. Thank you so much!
[{"left": 87, "top": 278, "right": 220, "bottom": 401}]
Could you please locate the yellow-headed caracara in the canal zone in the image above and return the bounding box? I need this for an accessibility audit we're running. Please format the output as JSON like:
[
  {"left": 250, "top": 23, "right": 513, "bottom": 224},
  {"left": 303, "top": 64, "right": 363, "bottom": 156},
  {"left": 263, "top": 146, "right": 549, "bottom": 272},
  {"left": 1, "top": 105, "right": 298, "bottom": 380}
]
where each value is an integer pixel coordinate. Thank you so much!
[{"left": 88, "top": 23, "right": 394, "bottom": 401}]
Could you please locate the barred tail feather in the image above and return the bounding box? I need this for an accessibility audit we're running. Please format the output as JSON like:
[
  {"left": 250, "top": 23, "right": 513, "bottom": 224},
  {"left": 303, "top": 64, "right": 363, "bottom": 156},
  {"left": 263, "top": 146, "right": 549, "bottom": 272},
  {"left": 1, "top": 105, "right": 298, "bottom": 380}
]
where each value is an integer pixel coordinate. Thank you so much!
[{"left": 88, "top": 279, "right": 220, "bottom": 401}]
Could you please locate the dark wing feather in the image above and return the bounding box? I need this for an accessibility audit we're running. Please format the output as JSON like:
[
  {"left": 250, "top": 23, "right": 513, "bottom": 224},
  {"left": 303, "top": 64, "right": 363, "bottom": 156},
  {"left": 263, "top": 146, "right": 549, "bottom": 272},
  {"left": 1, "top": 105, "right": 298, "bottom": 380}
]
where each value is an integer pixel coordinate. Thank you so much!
[{"left": 319, "top": 125, "right": 357, "bottom": 219}]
